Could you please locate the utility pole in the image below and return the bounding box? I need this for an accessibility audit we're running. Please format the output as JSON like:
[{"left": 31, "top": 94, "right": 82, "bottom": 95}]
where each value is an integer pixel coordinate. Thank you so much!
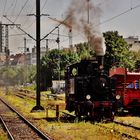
[
  {"left": 24, "top": 37, "right": 27, "bottom": 54},
  {"left": 24, "top": 37, "right": 27, "bottom": 86},
  {"left": 87, "top": 0, "right": 90, "bottom": 43},
  {"left": 56, "top": 27, "right": 61, "bottom": 91},
  {"left": 32, "top": 0, "right": 44, "bottom": 111},
  {"left": 0, "top": 22, "right": 3, "bottom": 52},
  {"left": 87, "top": 0, "right": 90, "bottom": 24},
  {"left": 46, "top": 39, "right": 49, "bottom": 52}
]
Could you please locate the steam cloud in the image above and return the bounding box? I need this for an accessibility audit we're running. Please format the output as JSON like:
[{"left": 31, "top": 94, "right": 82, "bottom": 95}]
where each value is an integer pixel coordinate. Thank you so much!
[{"left": 66, "top": 0, "right": 106, "bottom": 56}]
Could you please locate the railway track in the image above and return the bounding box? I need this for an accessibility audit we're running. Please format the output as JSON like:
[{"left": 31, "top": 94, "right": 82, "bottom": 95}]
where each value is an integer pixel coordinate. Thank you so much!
[
  {"left": 0, "top": 97, "right": 52, "bottom": 140},
  {"left": 15, "top": 89, "right": 63, "bottom": 101},
  {"left": 113, "top": 120, "right": 140, "bottom": 131},
  {"left": 95, "top": 121, "right": 140, "bottom": 140}
]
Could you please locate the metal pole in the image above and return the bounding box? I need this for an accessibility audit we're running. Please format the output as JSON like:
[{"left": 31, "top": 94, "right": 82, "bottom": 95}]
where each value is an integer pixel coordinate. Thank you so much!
[
  {"left": 87, "top": 0, "right": 90, "bottom": 43},
  {"left": 87, "top": 0, "right": 90, "bottom": 24},
  {"left": 0, "top": 22, "right": 2, "bottom": 52},
  {"left": 4, "top": 25, "right": 10, "bottom": 94},
  {"left": 24, "top": 37, "right": 27, "bottom": 86},
  {"left": 36, "top": 0, "right": 41, "bottom": 107},
  {"left": 56, "top": 27, "right": 60, "bottom": 91},
  {"left": 31, "top": 0, "right": 44, "bottom": 111},
  {"left": 24, "top": 37, "right": 26, "bottom": 54},
  {"left": 46, "top": 39, "right": 48, "bottom": 52},
  {"left": 58, "top": 27, "right": 60, "bottom": 83}
]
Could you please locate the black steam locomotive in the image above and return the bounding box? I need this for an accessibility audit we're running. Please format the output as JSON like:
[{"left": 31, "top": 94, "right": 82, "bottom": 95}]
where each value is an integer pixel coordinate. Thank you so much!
[{"left": 65, "top": 57, "right": 116, "bottom": 121}]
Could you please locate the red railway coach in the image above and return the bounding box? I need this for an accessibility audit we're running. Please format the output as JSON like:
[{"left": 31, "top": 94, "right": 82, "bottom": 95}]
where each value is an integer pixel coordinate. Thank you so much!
[{"left": 110, "top": 68, "right": 140, "bottom": 114}]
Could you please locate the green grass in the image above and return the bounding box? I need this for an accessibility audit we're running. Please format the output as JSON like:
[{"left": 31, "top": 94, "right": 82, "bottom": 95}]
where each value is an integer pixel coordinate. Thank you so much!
[
  {"left": 34, "top": 121, "right": 125, "bottom": 140},
  {"left": 100, "top": 120, "right": 140, "bottom": 139},
  {"left": 21, "top": 85, "right": 36, "bottom": 92},
  {"left": 0, "top": 125, "right": 9, "bottom": 140}
]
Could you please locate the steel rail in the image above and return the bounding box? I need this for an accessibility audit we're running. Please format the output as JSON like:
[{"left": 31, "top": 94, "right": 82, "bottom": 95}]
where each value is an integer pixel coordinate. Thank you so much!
[
  {"left": 0, "top": 97, "right": 52, "bottom": 140},
  {"left": 0, "top": 116, "right": 15, "bottom": 140},
  {"left": 113, "top": 120, "right": 140, "bottom": 131},
  {"left": 96, "top": 123, "right": 140, "bottom": 140}
]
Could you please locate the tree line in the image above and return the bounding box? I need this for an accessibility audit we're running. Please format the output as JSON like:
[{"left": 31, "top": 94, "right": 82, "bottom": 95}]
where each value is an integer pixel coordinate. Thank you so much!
[{"left": 0, "top": 31, "right": 140, "bottom": 89}]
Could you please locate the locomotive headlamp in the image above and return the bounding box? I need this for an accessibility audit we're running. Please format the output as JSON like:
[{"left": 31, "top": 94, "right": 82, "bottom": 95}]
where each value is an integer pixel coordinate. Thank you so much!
[
  {"left": 102, "top": 83, "right": 105, "bottom": 87},
  {"left": 99, "top": 65, "right": 104, "bottom": 70},
  {"left": 86, "top": 95, "right": 91, "bottom": 100},
  {"left": 116, "top": 95, "right": 121, "bottom": 100}
]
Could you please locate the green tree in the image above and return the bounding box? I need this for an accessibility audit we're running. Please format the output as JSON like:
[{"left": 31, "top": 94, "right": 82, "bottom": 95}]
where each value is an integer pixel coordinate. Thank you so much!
[
  {"left": 75, "top": 42, "right": 95, "bottom": 59},
  {"left": 131, "top": 50, "right": 140, "bottom": 70},
  {"left": 0, "top": 65, "right": 36, "bottom": 87},
  {"left": 40, "top": 48, "right": 80, "bottom": 90},
  {"left": 27, "top": 65, "right": 36, "bottom": 83},
  {"left": 0, "top": 67, "right": 17, "bottom": 86},
  {"left": 103, "top": 31, "right": 135, "bottom": 71}
]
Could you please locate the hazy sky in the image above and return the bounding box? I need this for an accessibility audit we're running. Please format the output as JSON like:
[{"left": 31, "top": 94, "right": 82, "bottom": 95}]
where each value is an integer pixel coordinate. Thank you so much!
[{"left": 0, "top": 0, "right": 140, "bottom": 53}]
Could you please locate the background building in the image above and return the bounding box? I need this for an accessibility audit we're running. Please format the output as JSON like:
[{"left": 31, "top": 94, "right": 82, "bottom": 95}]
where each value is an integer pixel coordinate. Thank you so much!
[{"left": 124, "top": 36, "right": 140, "bottom": 51}]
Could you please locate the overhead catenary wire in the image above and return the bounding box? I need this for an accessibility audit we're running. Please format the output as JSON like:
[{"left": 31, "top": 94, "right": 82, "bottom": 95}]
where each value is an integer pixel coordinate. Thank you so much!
[
  {"left": 4, "top": 15, "right": 36, "bottom": 41},
  {"left": 13, "top": 0, "right": 30, "bottom": 23},
  {"left": 1, "top": 0, "right": 7, "bottom": 21},
  {"left": 41, "top": 15, "right": 71, "bottom": 41},
  {"left": 21, "top": 0, "right": 36, "bottom": 27},
  {"left": 23, "top": 0, "right": 48, "bottom": 30},
  {"left": 98, "top": 3, "right": 140, "bottom": 26},
  {"left": 10, "top": 0, "right": 18, "bottom": 17},
  {"left": 4, "top": 0, "right": 16, "bottom": 16},
  {"left": 41, "top": 0, "right": 48, "bottom": 13}
]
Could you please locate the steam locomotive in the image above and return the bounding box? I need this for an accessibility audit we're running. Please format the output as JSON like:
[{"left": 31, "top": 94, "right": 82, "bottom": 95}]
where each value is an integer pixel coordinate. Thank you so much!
[{"left": 65, "top": 56, "right": 116, "bottom": 121}]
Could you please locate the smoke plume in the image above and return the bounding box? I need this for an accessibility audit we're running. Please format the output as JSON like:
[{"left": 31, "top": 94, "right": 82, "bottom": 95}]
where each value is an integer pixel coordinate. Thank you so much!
[{"left": 66, "top": 0, "right": 106, "bottom": 56}]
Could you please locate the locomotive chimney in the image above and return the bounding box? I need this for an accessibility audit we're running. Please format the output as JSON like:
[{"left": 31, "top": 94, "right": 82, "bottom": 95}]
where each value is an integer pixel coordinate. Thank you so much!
[{"left": 90, "top": 35, "right": 106, "bottom": 67}]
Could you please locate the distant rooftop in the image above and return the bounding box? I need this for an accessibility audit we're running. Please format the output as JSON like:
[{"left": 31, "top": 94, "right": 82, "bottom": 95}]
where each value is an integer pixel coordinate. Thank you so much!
[
  {"left": 124, "top": 36, "right": 140, "bottom": 51},
  {"left": 124, "top": 36, "right": 139, "bottom": 44}
]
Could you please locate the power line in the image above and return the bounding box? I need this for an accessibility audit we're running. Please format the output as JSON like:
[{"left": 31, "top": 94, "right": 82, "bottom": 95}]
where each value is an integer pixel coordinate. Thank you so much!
[
  {"left": 4, "top": 15, "right": 36, "bottom": 41},
  {"left": 5, "top": 0, "right": 16, "bottom": 16},
  {"left": 13, "top": 0, "right": 30, "bottom": 23},
  {"left": 23, "top": 0, "right": 48, "bottom": 30},
  {"left": 41, "top": 15, "right": 71, "bottom": 40},
  {"left": 1, "top": 0, "right": 7, "bottom": 21},
  {"left": 41, "top": 0, "right": 48, "bottom": 13},
  {"left": 98, "top": 3, "right": 140, "bottom": 26},
  {"left": 11, "top": 0, "right": 18, "bottom": 17},
  {"left": 22, "top": 1, "right": 36, "bottom": 27},
  {"left": 3, "top": 0, "right": 7, "bottom": 15}
]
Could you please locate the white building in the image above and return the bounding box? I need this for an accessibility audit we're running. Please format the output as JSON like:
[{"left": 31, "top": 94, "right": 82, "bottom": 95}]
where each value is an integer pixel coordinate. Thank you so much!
[
  {"left": 124, "top": 36, "right": 140, "bottom": 51},
  {"left": 26, "top": 46, "right": 47, "bottom": 65}
]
